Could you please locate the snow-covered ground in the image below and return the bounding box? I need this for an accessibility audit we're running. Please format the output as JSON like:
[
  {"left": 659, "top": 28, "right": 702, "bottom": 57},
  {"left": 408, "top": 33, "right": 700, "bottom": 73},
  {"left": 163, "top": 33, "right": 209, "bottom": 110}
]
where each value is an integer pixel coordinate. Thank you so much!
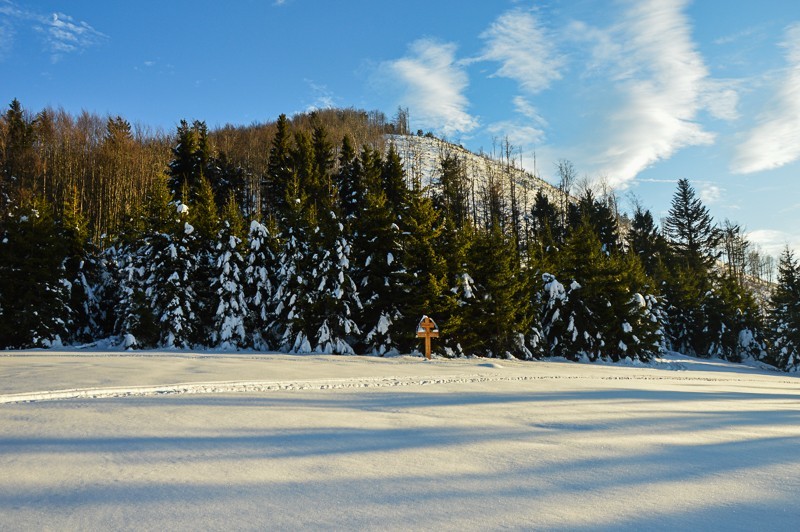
[{"left": 1, "top": 350, "right": 799, "bottom": 530}]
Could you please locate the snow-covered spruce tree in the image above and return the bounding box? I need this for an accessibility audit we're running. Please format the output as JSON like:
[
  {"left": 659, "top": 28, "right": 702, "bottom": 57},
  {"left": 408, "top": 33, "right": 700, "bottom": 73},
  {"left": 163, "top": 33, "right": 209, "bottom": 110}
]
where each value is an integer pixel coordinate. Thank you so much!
[
  {"left": 57, "top": 188, "right": 105, "bottom": 344},
  {"left": 211, "top": 194, "right": 249, "bottom": 350},
  {"left": 272, "top": 132, "right": 315, "bottom": 353},
  {"left": 0, "top": 198, "right": 72, "bottom": 348},
  {"left": 111, "top": 183, "right": 174, "bottom": 349},
  {"left": 143, "top": 201, "right": 198, "bottom": 349},
  {"left": 187, "top": 175, "right": 220, "bottom": 346},
  {"left": 769, "top": 247, "right": 800, "bottom": 371},
  {"left": 544, "top": 218, "right": 662, "bottom": 362},
  {"left": 353, "top": 186, "right": 407, "bottom": 355},
  {"left": 432, "top": 151, "right": 478, "bottom": 357},
  {"left": 273, "top": 220, "right": 312, "bottom": 352},
  {"left": 301, "top": 122, "right": 362, "bottom": 355},
  {"left": 245, "top": 218, "right": 279, "bottom": 350},
  {"left": 701, "top": 273, "right": 765, "bottom": 362},
  {"left": 540, "top": 273, "right": 596, "bottom": 360},
  {"left": 458, "top": 223, "right": 533, "bottom": 359},
  {"left": 305, "top": 211, "right": 362, "bottom": 354}
]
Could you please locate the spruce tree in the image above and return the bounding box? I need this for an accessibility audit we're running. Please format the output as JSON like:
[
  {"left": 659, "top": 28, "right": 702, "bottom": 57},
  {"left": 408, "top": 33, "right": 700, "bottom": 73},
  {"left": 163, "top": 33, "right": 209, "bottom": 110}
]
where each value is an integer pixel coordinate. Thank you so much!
[
  {"left": 167, "top": 120, "right": 198, "bottom": 202},
  {"left": 0, "top": 198, "right": 72, "bottom": 348},
  {"left": 212, "top": 194, "right": 249, "bottom": 350},
  {"left": 336, "top": 135, "right": 360, "bottom": 221},
  {"left": 263, "top": 114, "right": 293, "bottom": 220},
  {"left": 306, "top": 210, "right": 362, "bottom": 354},
  {"left": 662, "top": 179, "right": 721, "bottom": 356},
  {"left": 769, "top": 247, "right": 800, "bottom": 371},
  {"left": 188, "top": 175, "right": 220, "bottom": 346},
  {"left": 628, "top": 206, "right": 670, "bottom": 279},
  {"left": 459, "top": 224, "right": 532, "bottom": 358},
  {"left": 382, "top": 143, "right": 408, "bottom": 216},
  {"left": 545, "top": 218, "right": 661, "bottom": 362},
  {"left": 397, "top": 189, "right": 450, "bottom": 354},
  {"left": 664, "top": 179, "right": 722, "bottom": 271},
  {"left": 245, "top": 218, "right": 279, "bottom": 350},
  {"left": 354, "top": 186, "right": 407, "bottom": 355}
]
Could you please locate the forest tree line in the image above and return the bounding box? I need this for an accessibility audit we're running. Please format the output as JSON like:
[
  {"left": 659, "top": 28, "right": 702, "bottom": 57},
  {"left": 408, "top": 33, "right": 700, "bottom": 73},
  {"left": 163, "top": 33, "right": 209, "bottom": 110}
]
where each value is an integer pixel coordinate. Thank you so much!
[{"left": 1, "top": 99, "right": 799, "bottom": 371}]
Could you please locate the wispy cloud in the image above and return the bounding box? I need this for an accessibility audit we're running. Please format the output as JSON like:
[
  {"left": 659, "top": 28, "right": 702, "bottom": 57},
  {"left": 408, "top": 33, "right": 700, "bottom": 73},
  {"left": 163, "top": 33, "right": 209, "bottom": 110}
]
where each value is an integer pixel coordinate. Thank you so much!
[
  {"left": 747, "top": 229, "right": 800, "bottom": 258},
  {"left": 0, "top": 1, "right": 106, "bottom": 62},
  {"left": 699, "top": 182, "right": 723, "bottom": 204},
  {"left": 733, "top": 23, "right": 800, "bottom": 174},
  {"left": 478, "top": 8, "right": 563, "bottom": 94},
  {"left": 39, "top": 12, "right": 107, "bottom": 61},
  {"left": 304, "top": 79, "right": 336, "bottom": 111},
  {"left": 477, "top": 8, "right": 563, "bottom": 150},
  {"left": 584, "top": 0, "right": 717, "bottom": 188},
  {"left": 380, "top": 38, "right": 478, "bottom": 137}
]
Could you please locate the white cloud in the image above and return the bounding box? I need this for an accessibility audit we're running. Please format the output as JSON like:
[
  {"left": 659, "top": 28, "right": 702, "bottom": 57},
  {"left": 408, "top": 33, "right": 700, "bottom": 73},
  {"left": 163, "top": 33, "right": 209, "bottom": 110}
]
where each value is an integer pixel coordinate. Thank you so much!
[
  {"left": 485, "top": 96, "right": 548, "bottom": 151},
  {"left": 586, "top": 0, "right": 717, "bottom": 188},
  {"left": 701, "top": 81, "right": 740, "bottom": 121},
  {"left": 381, "top": 39, "right": 478, "bottom": 137},
  {"left": 698, "top": 182, "right": 723, "bottom": 204},
  {"left": 304, "top": 80, "right": 336, "bottom": 112},
  {"left": 0, "top": 17, "right": 13, "bottom": 59},
  {"left": 0, "top": 2, "right": 106, "bottom": 61},
  {"left": 733, "top": 23, "right": 800, "bottom": 174},
  {"left": 40, "top": 12, "right": 107, "bottom": 61},
  {"left": 475, "top": 9, "right": 563, "bottom": 150},
  {"left": 747, "top": 229, "right": 800, "bottom": 259},
  {"left": 479, "top": 8, "right": 563, "bottom": 94},
  {"left": 486, "top": 121, "right": 546, "bottom": 149}
]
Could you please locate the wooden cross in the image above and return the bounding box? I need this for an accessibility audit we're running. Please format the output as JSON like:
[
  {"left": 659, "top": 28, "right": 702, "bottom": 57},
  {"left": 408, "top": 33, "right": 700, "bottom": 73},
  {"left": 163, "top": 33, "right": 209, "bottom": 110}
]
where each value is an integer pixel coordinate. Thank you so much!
[{"left": 416, "top": 315, "right": 439, "bottom": 360}]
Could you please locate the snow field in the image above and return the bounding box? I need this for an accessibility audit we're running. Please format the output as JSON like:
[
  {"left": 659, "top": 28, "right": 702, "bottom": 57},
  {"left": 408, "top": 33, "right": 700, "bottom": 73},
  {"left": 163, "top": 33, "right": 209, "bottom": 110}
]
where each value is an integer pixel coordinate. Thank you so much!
[{"left": 1, "top": 352, "right": 799, "bottom": 530}]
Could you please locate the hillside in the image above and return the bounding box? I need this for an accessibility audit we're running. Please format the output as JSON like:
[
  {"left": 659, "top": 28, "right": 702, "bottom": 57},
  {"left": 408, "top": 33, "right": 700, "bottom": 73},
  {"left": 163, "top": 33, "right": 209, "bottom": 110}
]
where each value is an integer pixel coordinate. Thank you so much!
[{"left": 390, "top": 133, "right": 566, "bottom": 215}]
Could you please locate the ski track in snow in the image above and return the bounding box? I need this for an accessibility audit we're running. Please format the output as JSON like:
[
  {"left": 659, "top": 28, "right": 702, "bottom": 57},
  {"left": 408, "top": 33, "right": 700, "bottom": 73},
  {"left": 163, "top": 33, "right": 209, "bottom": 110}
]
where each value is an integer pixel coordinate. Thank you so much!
[{"left": 3, "top": 370, "right": 793, "bottom": 405}]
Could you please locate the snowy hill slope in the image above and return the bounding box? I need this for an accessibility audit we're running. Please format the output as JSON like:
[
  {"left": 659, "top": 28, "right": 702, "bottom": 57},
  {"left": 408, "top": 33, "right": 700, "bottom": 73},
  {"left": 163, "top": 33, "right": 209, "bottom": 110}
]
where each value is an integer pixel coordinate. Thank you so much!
[
  {"left": 1, "top": 351, "right": 798, "bottom": 530},
  {"left": 389, "top": 134, "right": 566, "bottom": 214}
]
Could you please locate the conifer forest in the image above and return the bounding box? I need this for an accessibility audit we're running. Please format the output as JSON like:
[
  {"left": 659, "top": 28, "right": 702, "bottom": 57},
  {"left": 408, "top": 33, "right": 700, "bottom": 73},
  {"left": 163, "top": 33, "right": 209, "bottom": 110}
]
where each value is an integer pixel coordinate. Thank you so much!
[{"left": 1, "top": 99, "right": 799, "bottom": 372}]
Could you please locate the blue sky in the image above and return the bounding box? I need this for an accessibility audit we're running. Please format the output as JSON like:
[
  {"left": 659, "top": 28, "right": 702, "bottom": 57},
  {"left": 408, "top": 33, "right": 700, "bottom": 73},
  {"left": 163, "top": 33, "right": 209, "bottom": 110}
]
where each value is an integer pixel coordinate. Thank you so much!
[{"left": 2, "top": 0, "right": 799, "bottom": 258}]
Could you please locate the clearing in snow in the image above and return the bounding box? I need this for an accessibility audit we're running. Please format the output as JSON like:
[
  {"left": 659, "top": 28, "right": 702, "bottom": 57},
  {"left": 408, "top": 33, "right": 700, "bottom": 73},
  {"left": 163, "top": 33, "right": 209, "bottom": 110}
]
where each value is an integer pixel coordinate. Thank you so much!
[{"left": 1, "top": 350, "right": 799, "bottom": 530}]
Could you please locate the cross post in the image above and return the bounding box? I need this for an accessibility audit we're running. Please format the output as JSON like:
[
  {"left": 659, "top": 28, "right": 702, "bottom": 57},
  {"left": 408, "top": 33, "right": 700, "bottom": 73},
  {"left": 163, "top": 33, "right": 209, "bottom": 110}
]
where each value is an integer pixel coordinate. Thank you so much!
[{"left": 416, "top": 315, "right": 439, "bottom": 360}]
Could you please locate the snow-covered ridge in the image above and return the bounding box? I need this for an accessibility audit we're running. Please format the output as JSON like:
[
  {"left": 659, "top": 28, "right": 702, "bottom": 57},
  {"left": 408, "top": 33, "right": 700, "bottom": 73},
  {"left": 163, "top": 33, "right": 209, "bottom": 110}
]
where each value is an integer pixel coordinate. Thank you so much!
[{"left": 388, "top": 134, "right": 566, "bottom": 211}]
